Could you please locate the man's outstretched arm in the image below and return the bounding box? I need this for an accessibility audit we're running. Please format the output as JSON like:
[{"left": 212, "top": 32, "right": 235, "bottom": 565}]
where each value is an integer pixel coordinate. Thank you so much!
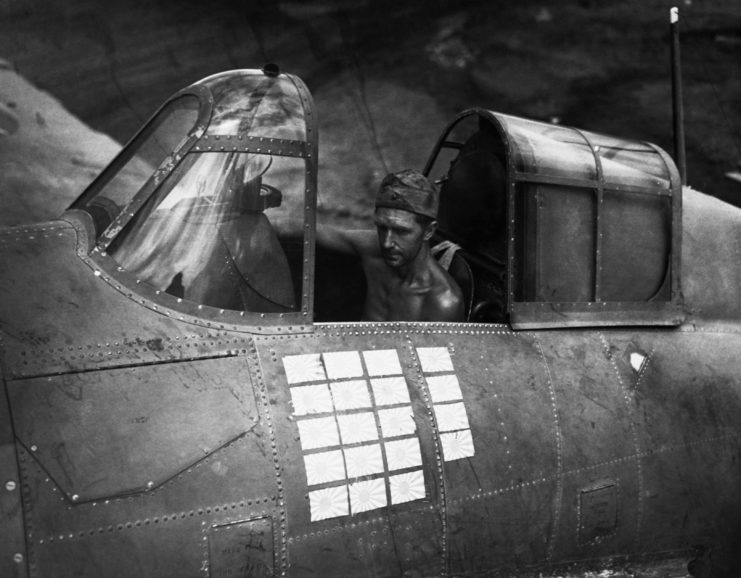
[
  {"left": 271, "top": 217, "right": 378, "bottom": 257},
  {"left": 315, "top": 224, "right": 379, "bottom": 257}
]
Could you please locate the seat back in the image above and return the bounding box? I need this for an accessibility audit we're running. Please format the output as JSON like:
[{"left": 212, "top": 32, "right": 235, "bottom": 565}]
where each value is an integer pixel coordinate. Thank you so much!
[
  {"left": 447, "top": 252, "right": 475, "bottom": 321},
  {"left": 432, "top": 241, "right": 475, "bottom": 321}
]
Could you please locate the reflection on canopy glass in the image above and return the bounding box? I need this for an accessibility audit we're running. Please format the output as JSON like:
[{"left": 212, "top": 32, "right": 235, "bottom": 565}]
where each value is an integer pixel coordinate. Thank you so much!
[
  {"left": 109, "top": 152, "right": 304, "bottom": 313},
  {"left": 78, "top": 95, "right": 200, "bottom": 235},
  {"left": 205, "top": 73, "right": 306, "bottom": 141}
]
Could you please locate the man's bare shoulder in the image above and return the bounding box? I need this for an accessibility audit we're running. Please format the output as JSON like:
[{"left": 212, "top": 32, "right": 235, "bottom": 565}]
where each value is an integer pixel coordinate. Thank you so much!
[
  {"left": 431, "top": 289, "right": 465, "bottom": 322},
  {"left": 425, "top": 262, "right": 465, "bottom": 322}
]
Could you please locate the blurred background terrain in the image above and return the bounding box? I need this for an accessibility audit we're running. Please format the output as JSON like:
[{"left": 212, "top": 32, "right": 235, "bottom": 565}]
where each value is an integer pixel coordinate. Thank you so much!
[{"left": 0, "top": 0, "right": 739, "bottom": 227}]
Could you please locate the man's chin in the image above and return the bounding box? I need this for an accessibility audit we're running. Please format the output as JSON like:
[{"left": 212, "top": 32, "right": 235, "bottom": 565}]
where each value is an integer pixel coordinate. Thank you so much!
[{"left": 383, "top": 254, "right": 404, "bottom": 268}]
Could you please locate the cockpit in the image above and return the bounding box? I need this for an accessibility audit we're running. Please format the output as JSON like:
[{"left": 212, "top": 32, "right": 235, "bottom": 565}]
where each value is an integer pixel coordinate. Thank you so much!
[
  {"left": 71, "top": 68, "right": 317, "bottom": 330},
  {"left": 70, "top": 68, "right": 683, "bottom": 332},
  {"left": 424, "top": 110, "right": 684, "bottom": 329}
]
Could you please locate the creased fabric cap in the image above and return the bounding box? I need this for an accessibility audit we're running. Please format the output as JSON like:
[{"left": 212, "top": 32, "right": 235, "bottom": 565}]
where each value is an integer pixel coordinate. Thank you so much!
[{"left": 375, "top": 169, "right": 438, "bottom": 220}]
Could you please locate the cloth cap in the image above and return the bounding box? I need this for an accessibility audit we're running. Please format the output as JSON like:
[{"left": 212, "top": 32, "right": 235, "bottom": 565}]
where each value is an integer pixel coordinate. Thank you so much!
[{"left": 375, "top": 169, "right": 438, "bottom": 220}]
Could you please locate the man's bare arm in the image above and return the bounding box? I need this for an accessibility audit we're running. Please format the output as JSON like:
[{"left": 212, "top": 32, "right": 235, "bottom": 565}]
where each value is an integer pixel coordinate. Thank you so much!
[
  {"left": 271, "top": 217, "right": 378, "bottom": 257},
  {"left": 315, "top": 224, "right": 379, "bottom": 257}
]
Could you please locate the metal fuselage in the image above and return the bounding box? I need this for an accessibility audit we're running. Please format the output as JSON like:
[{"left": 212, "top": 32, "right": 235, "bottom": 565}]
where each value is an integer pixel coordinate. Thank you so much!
[{"left": 1, "top": 70, "right": 740, "bottom": 578}]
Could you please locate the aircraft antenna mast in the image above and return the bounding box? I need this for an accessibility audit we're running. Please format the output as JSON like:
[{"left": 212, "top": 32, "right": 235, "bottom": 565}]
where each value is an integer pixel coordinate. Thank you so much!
[{"left": 671, "top": 6, "right": 687, "bottom": 185}]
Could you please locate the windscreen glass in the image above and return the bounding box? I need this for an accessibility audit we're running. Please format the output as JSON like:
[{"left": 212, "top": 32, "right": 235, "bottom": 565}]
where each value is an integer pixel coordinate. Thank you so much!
[
  {"left": 77, "top": 95, "right": 200, "bottom": 235},
  {"left": 497, "top": 114, "right": 597, "bottom": 181},
  {"left": 108, "top": 152, "right": 305, "bottom": 313},
  {"left": 586, "top": 133, "right": 672, "bottom": 190}
]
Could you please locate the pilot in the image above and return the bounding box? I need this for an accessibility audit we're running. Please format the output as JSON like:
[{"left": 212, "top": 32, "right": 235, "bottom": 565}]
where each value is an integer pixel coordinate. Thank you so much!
[{"left": 318, "top": 169, "right": 464, "bottom": 322}]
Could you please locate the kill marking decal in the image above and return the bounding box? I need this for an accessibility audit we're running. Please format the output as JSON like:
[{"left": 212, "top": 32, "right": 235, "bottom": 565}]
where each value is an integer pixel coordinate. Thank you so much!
[
  {"left": 416, "top": 346, "right": 475, "bottom": 462},
  {"left": 282, "top": 346, "right": 474, "bottom": 522}
]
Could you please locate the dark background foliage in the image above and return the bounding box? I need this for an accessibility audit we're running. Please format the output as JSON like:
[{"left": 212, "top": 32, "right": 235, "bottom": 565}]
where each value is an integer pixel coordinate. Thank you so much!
[{"left": 1, "top": 0, "right": 739, "bottom": 214}]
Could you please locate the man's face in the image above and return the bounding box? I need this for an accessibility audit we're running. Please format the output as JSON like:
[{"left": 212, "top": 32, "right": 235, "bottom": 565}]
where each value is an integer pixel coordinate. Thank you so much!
[{"left": 374, "top": 207, "right": 432, "bottom": 269}]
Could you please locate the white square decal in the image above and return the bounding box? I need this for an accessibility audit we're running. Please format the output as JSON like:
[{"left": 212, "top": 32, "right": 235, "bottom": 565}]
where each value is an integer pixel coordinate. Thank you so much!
[
  {"left": 323, "top": 351, "right": 364, "bottom": 380},
  {"left": 427, "top": 374, "right": 463, "bottom": 403},
  {"left": 297, "top": 417, "right": 340, "bottom": 450},
  {"left": 440, "top": 430, "right": 475, "bottom": 461},
  {"left": 363, "top": 349, "right": 403, "bottom": 376},
  {"left": 337, "top": 412, "right": 378, "bottom": 444},
  {"left": 283, "top": 354, "right": 326, "bottom": 384},
  {"left": 389, "top": 470, "right": 426, "bottom": 505},
  {"left": 344, "top": 444, "right": 384, "bottom": 478},
  {"left": 385, "top": 438, "right": 423, "bottom": 471},
  {"left": 433, "top": 402, "right": 470, "bottom": 432},
  {"left": 304, "top": 450, "right": 346, "bottom": 485},
  {"left": 371, "top": 376, "right": 410, "bottom": 406},
  {"left": 330, "top": 380, "right": 371, "bottom": 411},
  {"left": 309, "top": 486, "right": 349, "bottom": 521},
  {"left": 349, "top": 478, "right": 387, "bottom": 514},
  {"left": 291, "top": 345, "right": 473, "bottom": 523},
  {"left": 378, "top": 406, "right": 416, "bottom": 438},
  {"left": 416, "top": 346, "right": 454, "bottom": 373},
  {"left": 290, "top": 384, "right": 333, "bottom": 415}
]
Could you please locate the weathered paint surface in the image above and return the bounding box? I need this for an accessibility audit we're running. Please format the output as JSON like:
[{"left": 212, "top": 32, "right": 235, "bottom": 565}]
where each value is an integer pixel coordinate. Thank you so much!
[
  {"left": 2, "top": 296, "right": 741, "bottom": 577},
  {"left": 1, "top": 208, "right": 741, "bottom": 576},
  {"left": 1, "top": 68, "right": 740, "bottom": 577}
]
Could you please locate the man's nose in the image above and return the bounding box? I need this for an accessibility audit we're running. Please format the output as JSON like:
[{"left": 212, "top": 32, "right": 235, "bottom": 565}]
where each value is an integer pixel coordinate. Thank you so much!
[{"left": 380, "top": 230, "right": 394, "bottom": 248}]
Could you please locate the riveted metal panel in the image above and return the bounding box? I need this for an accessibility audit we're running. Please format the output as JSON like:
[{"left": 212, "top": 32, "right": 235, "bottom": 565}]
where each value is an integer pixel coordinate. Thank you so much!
[
  {"left": 561, "top": 468, "right": 638, "bottom": 560},
  {"left": 681, "top": 188, "right": 741, "bottom": 326},
  {"left": 622, "top": 332, "right": 741, "bottom": 455},
  {"left": 28, "top": 516, "right": 209, "bottom": 578},
  {"left": 621, "top": 330, "right": 741, "bottom": 560},
  {"left": 18, "top": 440, "right": 281, "bottom": 578},
  {"left": 538, "top": 462, "right": 640, "bottom": 574},
  {"left": 578, "top": 481, "right": 619, "bottom": 545},
  {"left": 14, "top": 346, "right": 282, "bottom": 578},
  {"left": 0, "top": 222, "right": 236, "bottom": 377},
  {"left": 208, "top": 517, "right": 274, "bottom": 578},
  {"left": 531, "top": 331, "right": 640, "bottom": 561},
  {"left": 255, "top": 323, "right": 451, "bottom": 577},
  {"left": 0, "top": 221, "right": 298, "bottom": 379},
  {"left": 287, "top": 515, "right": 396, "bottom": 577},
  {"left": 559, "top": 329, "right": 741, "bottom": 566},
  {"left": 285, "top": 503, "right": 442, "bottom": 578},
  {"left": 447, "top": 483, "right": 556, "bottom": 576},
  {"left": 432, "top": 328, "right": 558, "bottom": 574},
  {"left": 193, "top": 135, "right": 309, "bottom": 157},
  {"left": 535, "top": 332, "right": 635, "bottom": 471},
  {"left": 639, "top": 445, "right": 741, "bottom": 557},
  {"left": 8, "top": 357, "right": 258, "bottom": 502},
  {"left": 0, "top": 368, "right": 27, "bottom": 578},
  {"left": 510, "top": 301, "right": 685, "bottom": 329}
]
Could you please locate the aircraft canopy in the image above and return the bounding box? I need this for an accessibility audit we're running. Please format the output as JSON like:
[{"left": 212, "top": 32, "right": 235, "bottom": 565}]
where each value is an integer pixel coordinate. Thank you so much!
[
  {"left": 70, "top": 69, "right": 317, "bottom": 331},
  {"left": 425, "top": 109, "right": 683, "bottom": 328}
]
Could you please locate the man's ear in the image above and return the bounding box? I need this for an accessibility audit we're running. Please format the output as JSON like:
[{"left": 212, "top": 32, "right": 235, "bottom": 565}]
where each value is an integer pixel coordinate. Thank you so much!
[{"left": 423, "top": 219, "right": 437, "bottom": 241}]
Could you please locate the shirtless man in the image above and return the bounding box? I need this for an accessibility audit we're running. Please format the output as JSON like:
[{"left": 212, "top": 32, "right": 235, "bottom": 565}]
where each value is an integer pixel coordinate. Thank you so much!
[{"left": 318, "top": 169, "right": 464, "bottom": 322}]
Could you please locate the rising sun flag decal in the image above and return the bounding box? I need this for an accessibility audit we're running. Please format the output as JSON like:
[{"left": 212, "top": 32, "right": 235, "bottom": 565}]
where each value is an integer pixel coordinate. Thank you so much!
[
  {"left": 416, "top": 346, "right": 476, "bottom": 461},
  {"left": 282, "top": 347, "right": 474, "bottom": 522}
]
